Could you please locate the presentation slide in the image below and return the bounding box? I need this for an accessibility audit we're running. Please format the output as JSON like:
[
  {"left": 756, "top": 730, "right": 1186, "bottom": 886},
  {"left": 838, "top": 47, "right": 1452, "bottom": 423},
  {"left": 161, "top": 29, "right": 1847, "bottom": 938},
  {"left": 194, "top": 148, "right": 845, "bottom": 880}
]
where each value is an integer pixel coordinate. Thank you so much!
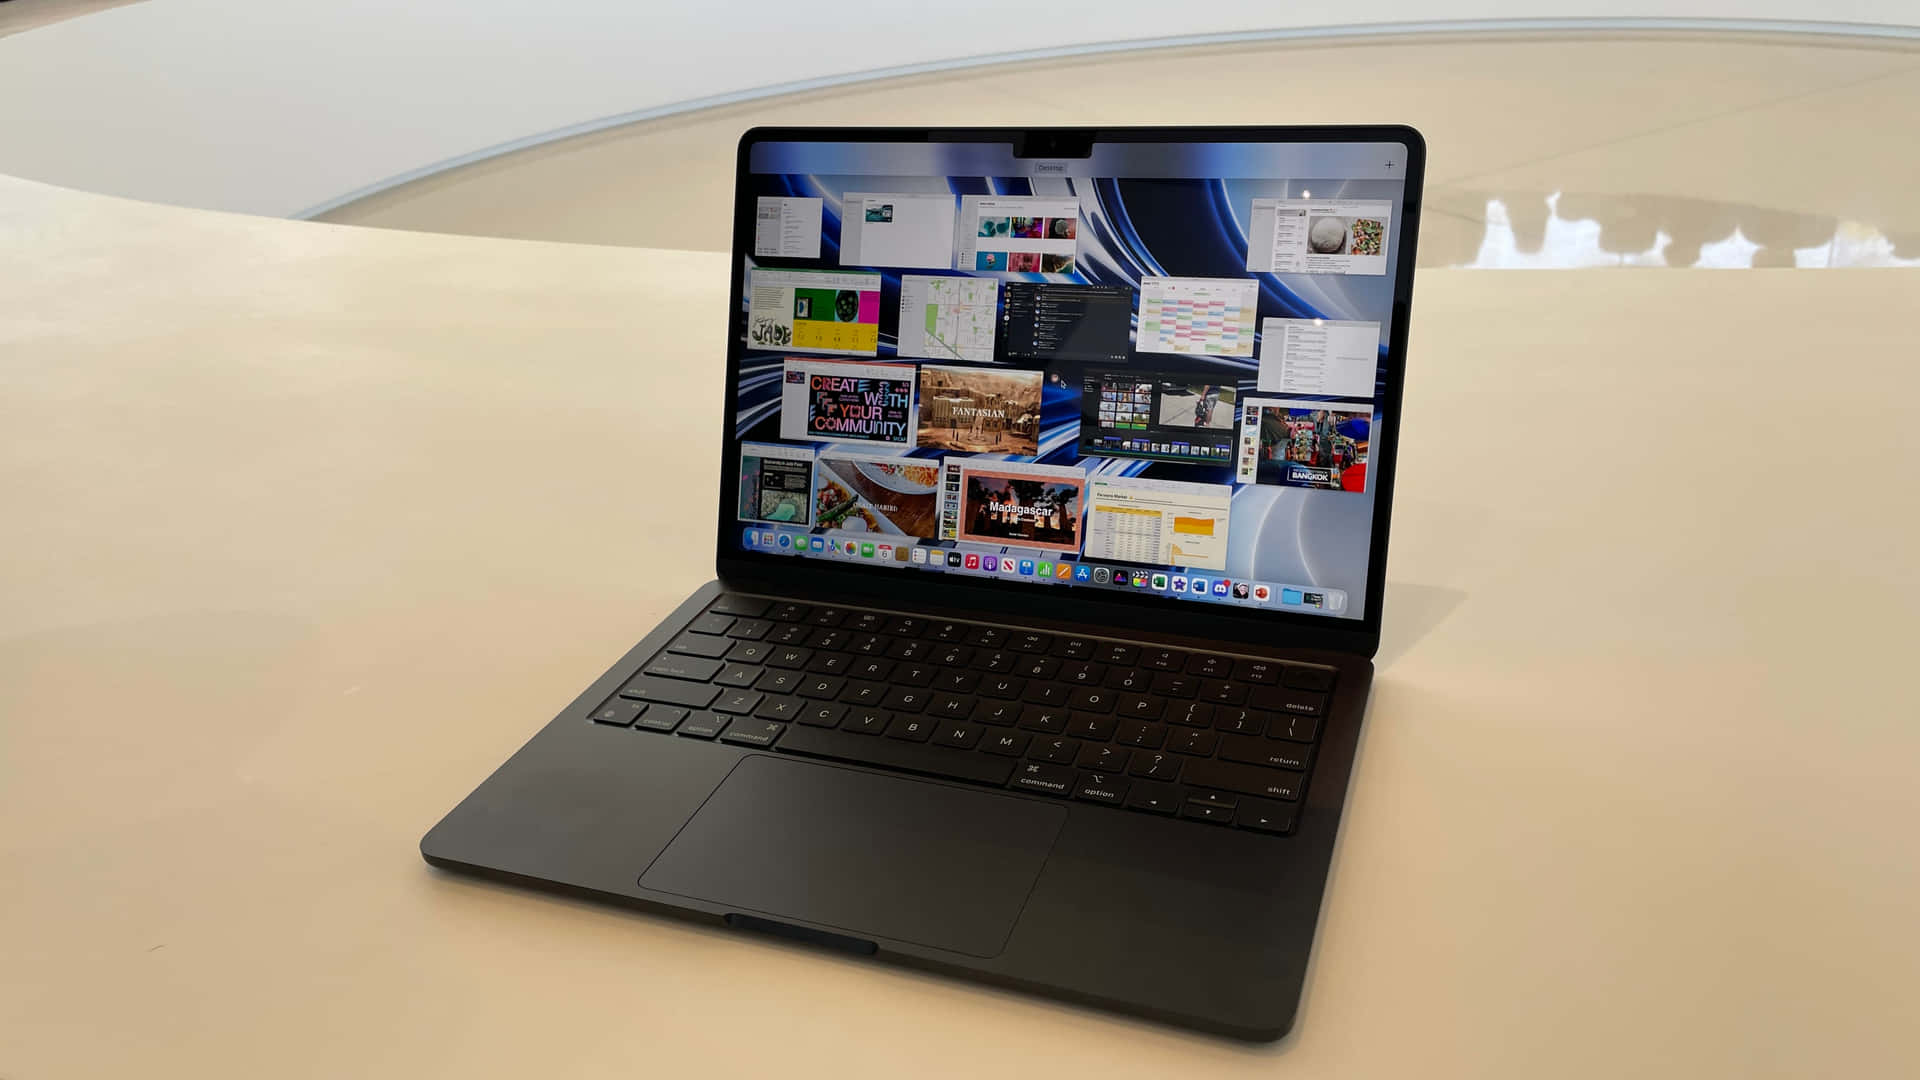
[
  {"left": 1257, "top": 317, "right": 1381, "bottom": 397},
  {"left": 1137, "top": 277, "right": 1258, "bottom": 357},
  {"left": 748, "top": 268, "right": 882, "bottom": 355},
  {"left": 915, "top": 364, "right": 1042, "bottom": 457},
  {"left": 897, "top": 275, "right": 998, "bottom": 364},
  {"left": 1083, "top": 475, "right": 1232, "bottom": 571},
  {"left": 738, "top": 442, "right": 816, "bottom": 525},
  {"left": 1245, "top": 198, "right": 1392, "bottom": 275},
  {"left": 957, "top": 196, "right": 1080, "bottom": 276},
  {"left": 1235, "top": 396, "right": 1372, "bottom": 493},
  {"left": 953, "top": 460, "right": 1087, "bottom": 554},
  {"left": 753, "top": 197, "right": 823, "bottom": 259},
  {"left": 778, "top": 358, "right": 918, "bottom": 447},
  {"left": 839, "top": 192, "right": 957, "bottom": 269},
  {"left": 812, "top": 447, "right": 944, "bottom": 538}
]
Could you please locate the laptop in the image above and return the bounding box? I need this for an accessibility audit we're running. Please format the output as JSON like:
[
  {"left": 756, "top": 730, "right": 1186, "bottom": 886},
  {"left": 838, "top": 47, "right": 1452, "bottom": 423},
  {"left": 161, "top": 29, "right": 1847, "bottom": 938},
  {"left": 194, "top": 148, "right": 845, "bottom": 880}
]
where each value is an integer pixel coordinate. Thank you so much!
[{"left": 424, "top": 125, "right": 1424, "bottom": 1040}]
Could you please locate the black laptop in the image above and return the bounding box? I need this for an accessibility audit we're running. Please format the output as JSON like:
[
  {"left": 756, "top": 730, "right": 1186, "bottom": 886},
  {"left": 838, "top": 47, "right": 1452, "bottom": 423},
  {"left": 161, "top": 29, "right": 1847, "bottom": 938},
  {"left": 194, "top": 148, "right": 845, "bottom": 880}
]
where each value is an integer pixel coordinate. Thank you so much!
[{"left": 424, "top": 125, "right": 1424, "bottom": 1040}]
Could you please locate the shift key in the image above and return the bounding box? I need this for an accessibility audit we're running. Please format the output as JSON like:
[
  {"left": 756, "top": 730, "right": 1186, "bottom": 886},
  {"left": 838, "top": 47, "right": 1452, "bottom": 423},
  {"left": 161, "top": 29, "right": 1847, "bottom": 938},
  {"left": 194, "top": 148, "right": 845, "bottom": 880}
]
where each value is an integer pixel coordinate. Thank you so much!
[
  {"left": 1180, "top": 758, "right": 1307, "bottom": 802},
  {"left": 619, "top": 675, "right": 721, "bottom": 709}
]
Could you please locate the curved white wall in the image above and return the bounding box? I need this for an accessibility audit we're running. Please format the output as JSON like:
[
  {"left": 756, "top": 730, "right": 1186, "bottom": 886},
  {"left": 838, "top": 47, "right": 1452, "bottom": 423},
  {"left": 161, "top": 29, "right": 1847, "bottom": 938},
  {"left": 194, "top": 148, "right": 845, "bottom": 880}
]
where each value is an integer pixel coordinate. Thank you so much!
[{"left": 0, "top": 0, "right": 1914, "bottom": 218}]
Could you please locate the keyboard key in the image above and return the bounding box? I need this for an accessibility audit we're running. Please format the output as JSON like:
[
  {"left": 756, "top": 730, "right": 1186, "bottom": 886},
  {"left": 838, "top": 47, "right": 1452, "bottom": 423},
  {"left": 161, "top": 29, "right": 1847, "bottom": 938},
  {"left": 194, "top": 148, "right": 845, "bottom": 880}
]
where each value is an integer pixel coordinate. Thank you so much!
[
  {"left": 804, "top": 607, "right": 848, "bottom": 627},
  {"left": 970, "top": 700, "right": 1020, "bottom": 726},
  {"left": 1168, "top": 702, "right": 1214, "bottom": 728},
  {"left": 1009, "top": 631, "right": 1052, "bottom": 653},
  {"left": 1106, "top": 669, "right": 1151, "bottom": 692},
  {"left": 797, "top": 703, "right": 845, "bottom": 728},
  {"left": 1143, "top": 648, "right": 1188, "bottom": 672},
  {"left": 1128, "top": 750, "right": 1182, "bottom": 781},
  {"left": 767, "top": 646, "right": 813, "bottom": 669},
  {"left": 712, "top": 689, "right": 764, "bottom": 715},
  {"left": 636, "top": 706, "right": 686, "bottom": 732},
  {"left": 1052, "top": 637, "right": 1096, "bottom": 660},
  {"left": 845, "top": 709, "right": 891, "bottom": 735},
  {"left": 963, "top": 625, "right": 1007, "bottom": 648},
  {"left": 838, "top": 680, "right": 887, "bottom": 707},
  {"left": 1073, "top": 771, "right": 1130, "bottom": 805},
  {"left": 1215, "top": 708, "right": 1263, "bottom": 735},
  {"left": 1181, "top": 796, "right": 1236, "bottom": 823},
  {"left": 726, "top": 619, "right": 773, "bottom": 641},
  {"left": 848, "top": 612, "right": 886, "bottom": 633},
  {"left": 644, "top": 655, "right": 722, "bottom": 682},
  {"left": 931, "top": 645, "right": 973, "bottom": 667},
  {"left": 931, "top": 722, "right": 983, "bottom": 750},
  {"left": 1124, "top": 781, "right": 1182, "bottom": 814},
  {"left": 981, "top": 731, "right": 1030, "bottom": 756},
  {"left": 1116, "top": 694, "right": 1163, "bottom": 719},
  {"left": 881, "top": 686, "right": 930, "bottom": 713},
  {"left": 1014, "top": 657, "right": 1061, "bottom": 680},
  {"left": 1282, "top": 666, "right": 1335, "bottom": 692},
  {"left": 806, "top": 628, "right": 850, "bottom": 651},
  {"left": 1068, "top": 688, "right": 1115, "bottom": 713},
  {"left": 1023, "top": 683, "right": 1070, "bottom": 706},
  {"left": 848, "top": 657, "right": 894, "bottom": 681},
  {"left": 708, "top": 596, "right": 771, "bottom": 617},
  {"left": 884, "top": 638, "right": 931, "bottom": 662},
  {"left": 1234, "top": 659, "right": 1281, "bottom": 685},
  {"left": 888, "top": 716, "right": 934, "bottom": 742},
  {"left": 766, "top": 623, "right": 811, "bottom": 645},
  {"left": 975, "top": 650, "right": 1017, "bottom": 673},
  {"left": 1076, "top": 744, "right": 1130, "bottom": 772},
  {"left": 1199, "top": 680, "right": 1247, "bottom": 705},
  {"left": 1017, "top": 706, "right": 1069, "bottom": 734},
  {"left": 1168, "top": 729, "right": 1217, "bottom": 756},
  {"left": 719, "top": 719, "right": 785, "bottom": 747},
  {"left": 1220, "top": 734, "right": 1311, "bottom": 772},
  {"left": 1009, "top": 761, "right": 1074, "bottom": 796},
  {"left": 619, "top": 676, "right": 720, "bottom": 709},
  {"left": 977, "top": 675, "right": 1025, "bottom": 700},
  {"left": 1057, "top": 661, "right": 1104, "bottom": 686},
  {"left": 883, "top": 616, "right": 927, "bottom": 637},
  {"left": 1065, "top": 713, "right": 1116, "bottom": 741},
  {"left": 1096, "top": 643, "right": 1139, "bottom": 665},
  {"left": 1116, "top": 720, "right": 1166, "bottom": 749},
  {"left": 1181, "top": 758, "right": 1306, "bottom": 801},
  {"left": 754, "top": 670, "right": 804, "bottom": 695},
  {"left": 1269, "top": 715, "right": 1321, "bottom": 743},
  {"left": 678, "top": 712, "right": 729, "bottom": 740},
  {"left": 753, "top": 696, "right": 803, "bottom": 722},
  {"left": 1151, "top": 674, "right": 1198, "bottom": 699},
  {"left": 933, "top": 671, "right": 979, "bottom": 694},
  {"left": 927, "top": 693, "right": 975, "bottom": 719},
  {"left": 1029, "top": 737, "right": 1080, "bottom": 764},
  {"left": 725, "top": 640, "right": 774, "bottom": 665},
  {"left": 797, "top": 675, "right": 845, "bottom": 700},
  {"left": 591, "top": 698, "right": 646, "bottom": 727},
  {"left": 927, "top": 621, "right": 967, "bottom": 642},
  {"left": 892, "top": 664, "right": 936, "bottom": 687},
  {"left": 1186, "top": 654, "right": 1232, "bottom": 678},
  {"left": 668, "top": 634, "right": 734, "bottom": 659},
  {"left": 1236, "top": 798, "right": 1297, "bottom": 834},
  {"left": 767, "top": 602, "right": 810, "bottom": 622},
  {"left": 687, "top": 613, "right": 736, "bottom": 636},
  {"left": 808, "top": 653, "right": 853, "bottom": 676},
  {"left": 1249, "top": 686, "right": 1326, "bottom": 717},
  {"left": 776, "top": 726, "right": 1016, "bottom": 786}
]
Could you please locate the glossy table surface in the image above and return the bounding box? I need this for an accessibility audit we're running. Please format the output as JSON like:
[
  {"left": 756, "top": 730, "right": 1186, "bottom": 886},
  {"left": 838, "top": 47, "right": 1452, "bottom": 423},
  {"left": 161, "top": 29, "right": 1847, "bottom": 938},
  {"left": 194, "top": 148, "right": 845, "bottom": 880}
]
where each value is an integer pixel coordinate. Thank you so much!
[{"left": 3, "top": 174, "right": 1915, "bottom": 1077}]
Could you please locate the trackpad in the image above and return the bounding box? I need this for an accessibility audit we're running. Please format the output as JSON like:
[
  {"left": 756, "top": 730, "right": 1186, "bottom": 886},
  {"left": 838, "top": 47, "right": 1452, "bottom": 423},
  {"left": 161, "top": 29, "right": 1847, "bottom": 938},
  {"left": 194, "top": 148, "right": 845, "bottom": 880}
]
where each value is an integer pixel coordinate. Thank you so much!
[{"left": 639, "top": 756, "right": 1066, "bottom": 958}]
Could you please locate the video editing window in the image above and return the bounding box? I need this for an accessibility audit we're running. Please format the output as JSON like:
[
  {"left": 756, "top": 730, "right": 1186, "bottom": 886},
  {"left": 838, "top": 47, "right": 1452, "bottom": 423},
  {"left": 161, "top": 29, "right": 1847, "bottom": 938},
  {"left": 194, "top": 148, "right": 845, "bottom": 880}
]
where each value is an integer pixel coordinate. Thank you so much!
[{"left": 728, "top": 137, "right": 1409, "bottom": 620}]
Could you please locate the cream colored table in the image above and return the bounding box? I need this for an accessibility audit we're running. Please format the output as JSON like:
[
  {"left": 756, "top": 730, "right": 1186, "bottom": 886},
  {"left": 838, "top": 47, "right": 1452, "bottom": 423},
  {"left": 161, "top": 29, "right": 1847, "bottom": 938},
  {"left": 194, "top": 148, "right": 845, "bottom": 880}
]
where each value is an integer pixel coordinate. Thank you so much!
[{"left": 3, "top": 174, "right": 1915, "bottom": 1077}]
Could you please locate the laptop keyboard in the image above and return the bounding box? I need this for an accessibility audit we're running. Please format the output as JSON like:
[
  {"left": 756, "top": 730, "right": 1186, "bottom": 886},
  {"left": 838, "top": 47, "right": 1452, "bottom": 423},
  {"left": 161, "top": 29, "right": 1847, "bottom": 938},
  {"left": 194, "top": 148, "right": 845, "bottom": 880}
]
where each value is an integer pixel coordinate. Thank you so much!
[{"left": 588, "top": 594, "right": 1333, "bottom": 835}]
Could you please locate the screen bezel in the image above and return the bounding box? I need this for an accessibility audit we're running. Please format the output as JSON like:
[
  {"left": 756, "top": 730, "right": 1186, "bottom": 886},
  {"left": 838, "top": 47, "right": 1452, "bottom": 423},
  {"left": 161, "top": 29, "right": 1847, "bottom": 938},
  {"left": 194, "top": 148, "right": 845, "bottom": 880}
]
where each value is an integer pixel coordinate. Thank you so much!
[{"left": 713, "top": 125, "right": 1425, "bottom": 659}]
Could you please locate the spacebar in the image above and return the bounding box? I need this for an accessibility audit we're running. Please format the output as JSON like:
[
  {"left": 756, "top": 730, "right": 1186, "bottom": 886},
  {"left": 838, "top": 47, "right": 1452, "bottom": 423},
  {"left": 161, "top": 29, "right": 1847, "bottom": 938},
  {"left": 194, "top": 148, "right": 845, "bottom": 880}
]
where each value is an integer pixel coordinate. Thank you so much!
[{"left": 775, "top": 727, "right": 1015, "bottom": 787}]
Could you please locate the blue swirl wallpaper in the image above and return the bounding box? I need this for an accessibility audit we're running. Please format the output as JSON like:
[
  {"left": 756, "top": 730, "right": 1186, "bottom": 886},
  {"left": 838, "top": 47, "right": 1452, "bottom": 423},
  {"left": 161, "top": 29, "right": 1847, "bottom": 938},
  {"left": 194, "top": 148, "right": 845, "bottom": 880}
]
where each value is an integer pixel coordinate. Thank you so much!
[{"left": 729, "top": 139, "right": 1408, "bottom": 621}]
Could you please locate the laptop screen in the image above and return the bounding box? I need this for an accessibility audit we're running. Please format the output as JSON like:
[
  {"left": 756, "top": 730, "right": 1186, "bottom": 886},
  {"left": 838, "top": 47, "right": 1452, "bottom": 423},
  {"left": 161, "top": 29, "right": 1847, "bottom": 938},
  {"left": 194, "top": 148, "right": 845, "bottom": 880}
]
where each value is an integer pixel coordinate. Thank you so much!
[{"left": 723, "top": 131, "right": 1415, "bottom": 623}]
